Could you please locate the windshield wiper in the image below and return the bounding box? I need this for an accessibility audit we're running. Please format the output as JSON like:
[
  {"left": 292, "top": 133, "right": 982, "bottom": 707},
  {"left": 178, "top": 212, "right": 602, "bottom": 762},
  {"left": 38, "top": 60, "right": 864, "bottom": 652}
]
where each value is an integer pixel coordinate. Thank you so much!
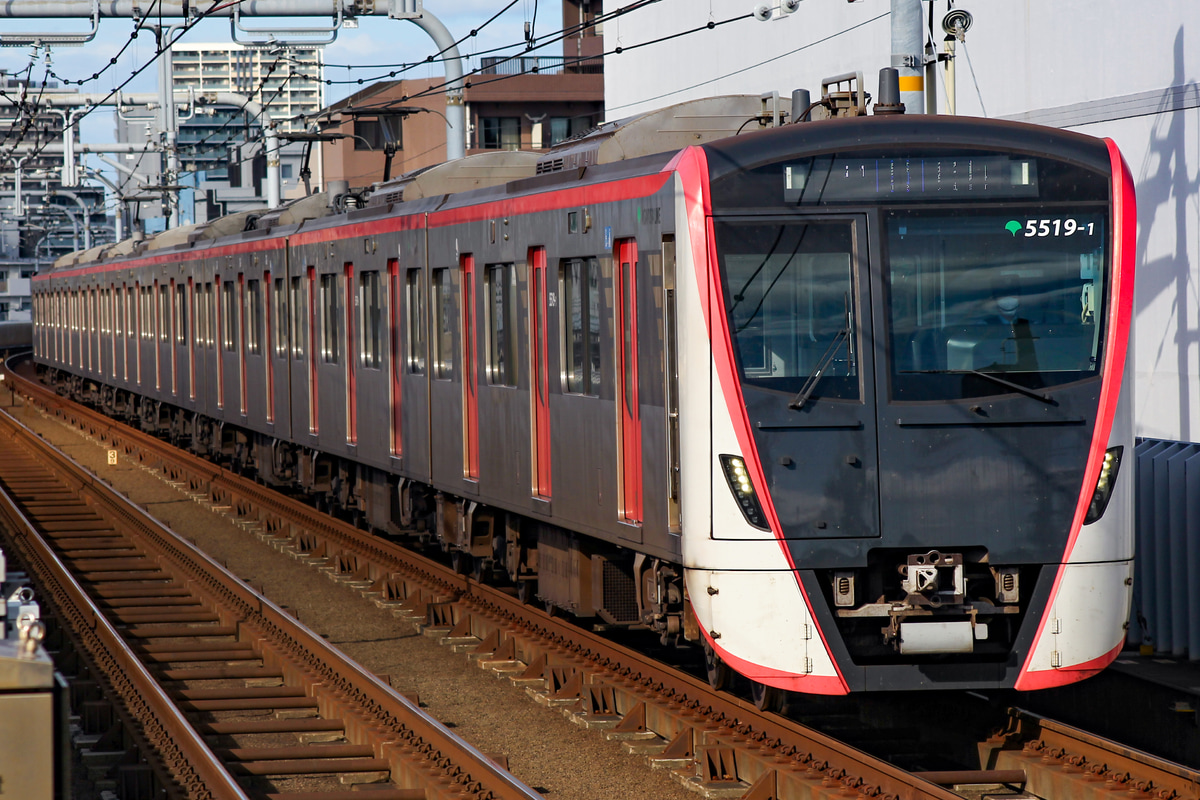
[
  {"left": 790, "top": 325, "right": 849, "bottom": 410},
  {"left": 902, "top": 369, "right": 1056, "bottom": 405}
]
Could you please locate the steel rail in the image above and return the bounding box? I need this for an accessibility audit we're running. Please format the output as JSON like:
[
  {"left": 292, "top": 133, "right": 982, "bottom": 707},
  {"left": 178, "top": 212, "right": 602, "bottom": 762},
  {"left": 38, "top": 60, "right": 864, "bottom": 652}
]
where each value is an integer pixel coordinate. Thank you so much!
[
  {"left": 8, "top": 361, "right": 965, "bottom": 800},
  {"left": 14, "top": 361, "right": 1199, "bottom": 800},
  {"left": 0, "top": 379, "right": 544, "bottom": 800},
  {"left": 0, "top": 415, "right": 250, "bottom": 799},
  {"left": 982, "top": 708, "right": 1200, "bottom": 800}
]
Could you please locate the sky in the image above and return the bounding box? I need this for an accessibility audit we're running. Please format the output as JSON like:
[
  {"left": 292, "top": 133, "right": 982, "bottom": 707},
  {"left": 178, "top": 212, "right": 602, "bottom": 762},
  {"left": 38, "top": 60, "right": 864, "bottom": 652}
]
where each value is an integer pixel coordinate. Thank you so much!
[{"left": 0, "top": 1, "right": 546, "bottom": 182}]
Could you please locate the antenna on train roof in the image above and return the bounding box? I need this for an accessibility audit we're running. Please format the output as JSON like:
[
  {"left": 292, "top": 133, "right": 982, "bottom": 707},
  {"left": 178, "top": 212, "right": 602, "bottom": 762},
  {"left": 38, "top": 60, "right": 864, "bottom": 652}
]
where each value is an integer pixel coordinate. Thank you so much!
[{"left": 874, "top": 68, "right": 906, "bottom": 115}]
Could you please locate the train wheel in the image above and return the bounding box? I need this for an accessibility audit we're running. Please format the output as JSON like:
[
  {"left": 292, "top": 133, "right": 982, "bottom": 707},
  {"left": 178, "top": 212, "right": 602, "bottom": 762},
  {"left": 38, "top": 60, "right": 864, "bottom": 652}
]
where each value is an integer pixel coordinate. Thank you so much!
[
  {"left": 516, "top": 580, "right": 536, "bottom": 605},
  {"left": 750, "top": 681, "right": 785, "bottom": 713},
  {"left": 450, "top": 551, "right": 472, "bottom": 576},
  {"left": 703, "top": 640, "right": 730, "bottom": 691}
]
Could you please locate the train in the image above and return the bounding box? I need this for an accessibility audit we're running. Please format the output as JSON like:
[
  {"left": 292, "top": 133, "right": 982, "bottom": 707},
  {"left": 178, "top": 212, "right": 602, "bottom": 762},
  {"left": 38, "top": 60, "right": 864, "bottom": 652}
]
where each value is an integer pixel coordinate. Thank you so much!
[{"left": 31, "top": 73, "right": 1137, "bottom": 696}]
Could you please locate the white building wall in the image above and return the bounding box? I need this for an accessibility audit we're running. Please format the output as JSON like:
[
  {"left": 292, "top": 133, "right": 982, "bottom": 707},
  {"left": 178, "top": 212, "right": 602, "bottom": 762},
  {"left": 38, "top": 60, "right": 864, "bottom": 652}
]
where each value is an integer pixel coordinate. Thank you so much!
[{"left": 604, "top": 0, "right": 1200, "bottom": 444}]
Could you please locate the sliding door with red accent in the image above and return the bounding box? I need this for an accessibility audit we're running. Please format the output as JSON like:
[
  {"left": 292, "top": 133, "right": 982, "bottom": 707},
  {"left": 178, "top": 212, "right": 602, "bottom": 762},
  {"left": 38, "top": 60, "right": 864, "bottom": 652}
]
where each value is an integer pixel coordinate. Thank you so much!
[
  {"left": 529, "top": 247, "right": 551, "bottom": 498},
  {"left": 615, "top": 239, "right": 642, "bottom": 524},
  {"left": 264, "top": 272, "right": 274, "bottom": 423},
  {"left": 388, "top": 258, "right": 403, "bottom": 458},
  {"left": 344, "top": 262, "right": 357, "bottom": 444},
  {"left": 307, "top": 266, "right": 318, "bottom": 434},
  {"left": 238, "top": 273, "right": 248, "bottom": 415},
  {"left": 461, "top": 254, "right": 479, "bottom": 480}
]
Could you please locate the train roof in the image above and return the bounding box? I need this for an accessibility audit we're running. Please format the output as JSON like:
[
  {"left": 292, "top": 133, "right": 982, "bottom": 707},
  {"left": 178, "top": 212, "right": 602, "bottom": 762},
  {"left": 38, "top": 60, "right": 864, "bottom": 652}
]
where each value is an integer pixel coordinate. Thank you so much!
[
  {"left": 533, "top": 94, "right": 793, "bottom": 175},
  {"left": 701, "top": 113, "right": 1114, "bottom": 180},
  {"left": 55, "top": 95, "right": 1116, "bottom": 274}
]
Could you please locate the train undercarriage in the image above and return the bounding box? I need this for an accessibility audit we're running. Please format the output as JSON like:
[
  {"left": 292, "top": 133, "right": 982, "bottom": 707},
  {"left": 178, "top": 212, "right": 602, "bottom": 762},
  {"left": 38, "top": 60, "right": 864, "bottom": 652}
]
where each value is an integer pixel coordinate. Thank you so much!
[{"left": 39, "top": 365, "right": 689, "bottom": 648}]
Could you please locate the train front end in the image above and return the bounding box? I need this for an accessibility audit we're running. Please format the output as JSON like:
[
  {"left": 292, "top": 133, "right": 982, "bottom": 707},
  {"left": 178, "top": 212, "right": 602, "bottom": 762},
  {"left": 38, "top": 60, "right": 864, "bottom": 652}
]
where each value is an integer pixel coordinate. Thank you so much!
[{"left": 676, "top": 116, "right": 1136, "bottom": 693}]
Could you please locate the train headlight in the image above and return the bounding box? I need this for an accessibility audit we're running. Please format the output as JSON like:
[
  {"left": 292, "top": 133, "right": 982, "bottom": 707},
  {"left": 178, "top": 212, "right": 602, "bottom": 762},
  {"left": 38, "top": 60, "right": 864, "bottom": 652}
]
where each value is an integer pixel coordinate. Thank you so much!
[
  {"left": 1084, "top": 446, "right": 1123, "bottom": 525},
  {"left": 719, "top": 455, "right": 770, "bottom": 530}
]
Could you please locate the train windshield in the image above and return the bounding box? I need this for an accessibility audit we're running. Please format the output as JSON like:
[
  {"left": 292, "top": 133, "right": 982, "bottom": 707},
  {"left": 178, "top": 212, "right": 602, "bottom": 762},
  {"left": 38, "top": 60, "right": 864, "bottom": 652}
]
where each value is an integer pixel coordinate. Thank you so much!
[
  {"left": 886, "top": 208, "right": 1107, "bottom": 401},
  {"left": 715, "top": 220, "right": 860, "bottom": 400}
]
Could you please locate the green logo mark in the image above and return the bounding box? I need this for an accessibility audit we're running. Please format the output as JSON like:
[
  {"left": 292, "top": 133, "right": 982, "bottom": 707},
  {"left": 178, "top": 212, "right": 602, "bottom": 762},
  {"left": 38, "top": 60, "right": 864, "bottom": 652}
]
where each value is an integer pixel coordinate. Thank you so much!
[{"left": 1004, "top": 220, "right": 1022, "bottom": 236}]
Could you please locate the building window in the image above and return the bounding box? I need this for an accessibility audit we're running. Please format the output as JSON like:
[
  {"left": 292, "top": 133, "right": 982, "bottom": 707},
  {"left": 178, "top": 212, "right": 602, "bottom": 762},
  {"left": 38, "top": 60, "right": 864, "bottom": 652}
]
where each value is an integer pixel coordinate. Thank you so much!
[
  {"left": 480, "top": 117, "right": 520, "bottom": 150},
  {"left": 432, "top": 268, "right": 453, "bottom": 380},
  {"left": 406, "top": 269, "right": 426, "bottom": 374},
  {"left": 320, "top": 272, "right": 340, "bottom": 364},
  {"left": 486, "top": 263, "right": 519, "bottom": 386},
  {"left": 562, "top": 257, "right": 602, "bottom": 395},
  {"left": 359, "top": 270, "right": 382, "bottom": 369}
]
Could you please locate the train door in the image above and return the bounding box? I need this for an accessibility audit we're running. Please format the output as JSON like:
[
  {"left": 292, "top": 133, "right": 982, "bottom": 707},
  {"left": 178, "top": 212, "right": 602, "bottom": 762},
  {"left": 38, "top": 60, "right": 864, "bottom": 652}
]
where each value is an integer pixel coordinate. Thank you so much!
[
  {"left": 461, "top": 254, "right": 479, "bottom": 480},
  {"left": 529, "top": 247, "right": 551, "bottom": 499},
  {"left": 396, "top": 228, "right": 432, "bottom": 482},
  {"left": 711, "top": 215, "right": 880, "bottom": 541},
  {"left": 615, "top": 238, "right": 643, "bottom": 527},
  {"left": 269, "top": 261, "right": 293, "bottom": 439}
]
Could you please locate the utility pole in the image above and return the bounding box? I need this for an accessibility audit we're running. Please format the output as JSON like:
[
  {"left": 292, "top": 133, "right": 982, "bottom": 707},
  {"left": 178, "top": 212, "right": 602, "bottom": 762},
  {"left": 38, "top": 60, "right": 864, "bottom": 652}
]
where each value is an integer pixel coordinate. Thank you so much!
[
  {"left": 156, "top": 26, "right": 182, "bottom": 228},
  {"left": 891, "top": 0, "right": 926, "bottom": 114}
]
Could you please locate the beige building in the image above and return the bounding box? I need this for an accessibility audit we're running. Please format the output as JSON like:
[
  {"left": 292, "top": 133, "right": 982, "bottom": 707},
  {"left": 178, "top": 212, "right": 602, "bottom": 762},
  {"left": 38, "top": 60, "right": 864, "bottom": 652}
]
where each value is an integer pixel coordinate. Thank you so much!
[{"left": 171, "top": 43, "right": 325, "bottom": 134}]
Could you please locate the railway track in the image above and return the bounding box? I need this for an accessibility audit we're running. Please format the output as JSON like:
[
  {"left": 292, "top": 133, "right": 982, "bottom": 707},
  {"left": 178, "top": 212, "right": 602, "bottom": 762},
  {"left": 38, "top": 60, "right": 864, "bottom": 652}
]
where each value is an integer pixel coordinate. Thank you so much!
[
  {"left": 8, "top": 355, "right": 1198, "bottom": 800},
  {"left": 0, "top": 367, "right": 542, "bottom": 799}
]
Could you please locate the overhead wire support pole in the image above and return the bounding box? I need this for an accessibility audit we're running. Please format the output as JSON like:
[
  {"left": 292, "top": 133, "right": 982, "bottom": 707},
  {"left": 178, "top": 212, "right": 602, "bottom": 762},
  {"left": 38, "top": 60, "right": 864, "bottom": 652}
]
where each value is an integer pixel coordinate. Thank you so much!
[
  {"left": 0, "top": 91, "right": 282, "bottom": 209},
  {"left": 890, "top": 0, "right": 925, "bottom": 114}
]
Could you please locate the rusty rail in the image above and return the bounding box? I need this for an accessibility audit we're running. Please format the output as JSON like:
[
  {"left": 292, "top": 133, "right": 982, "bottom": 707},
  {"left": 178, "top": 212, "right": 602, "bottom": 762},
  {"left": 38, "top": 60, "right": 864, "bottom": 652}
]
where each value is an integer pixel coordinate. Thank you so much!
[
  {"left": 982, "top": 708, "right": 1200, "bottom": 800},
  {"left": 0, "top": 388, "right": 544, "bottom": 800},
  {"left": 11, "top": 358, "right": 1200, "bottom": 800}
]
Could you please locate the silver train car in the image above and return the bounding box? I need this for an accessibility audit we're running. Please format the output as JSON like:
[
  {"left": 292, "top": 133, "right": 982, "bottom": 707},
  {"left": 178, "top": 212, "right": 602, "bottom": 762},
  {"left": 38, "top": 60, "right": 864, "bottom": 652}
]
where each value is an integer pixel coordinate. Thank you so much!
[{"left": 33, "top": 90, "right": 1137, "bottom": 694}]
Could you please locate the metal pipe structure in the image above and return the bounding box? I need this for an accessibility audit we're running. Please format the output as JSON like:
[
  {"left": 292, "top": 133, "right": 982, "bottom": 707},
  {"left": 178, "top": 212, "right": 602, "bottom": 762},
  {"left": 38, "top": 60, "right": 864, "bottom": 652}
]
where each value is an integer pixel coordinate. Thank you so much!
[
  {"left": 0, "top": 2, "right": 464, "bottom": 162},
  {"left": 38, "top": 204, "right": 81, "bottom": 252},
  {"left": 0, "top": 90, "right": 280, "bottom": 207},
  {"left": 43, "top": 189, "right": 93, "bottom": 250},
  {"left": 82, "top": 167, "right": 124, "bottom": 240},
  {"left": 408, "top": 12, "right": 466, "bottom": 160},
  {"left": 0, "top": 1, "right": 374, "bottom": 16},
  {"left": 891, "top": 0, "right": 925, "bottom": 114},
  {"left": 158, "top": 26, "right": 184, "bottom": 227},
  {"left": 12, "top": 157, "right": 26, "bottom": 219},
  {"left": 944, "top": 38, "right": 957, "bottom": 115}
]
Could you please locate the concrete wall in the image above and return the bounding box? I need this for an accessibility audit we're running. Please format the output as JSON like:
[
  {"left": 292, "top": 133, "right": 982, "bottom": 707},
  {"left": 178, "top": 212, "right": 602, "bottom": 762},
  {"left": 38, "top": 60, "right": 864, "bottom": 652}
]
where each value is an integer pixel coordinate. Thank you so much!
[{"left": 603, "top": 0, "right": 1200, "bottom": 444}]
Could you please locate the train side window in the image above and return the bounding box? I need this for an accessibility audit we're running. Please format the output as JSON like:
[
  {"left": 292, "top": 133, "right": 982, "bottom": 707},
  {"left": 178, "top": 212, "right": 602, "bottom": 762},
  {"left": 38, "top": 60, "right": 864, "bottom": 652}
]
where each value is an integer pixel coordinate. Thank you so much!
[
  {"left": 159, "top": 284, "right": 170, "bottom": 342},
  {"left": 221, "top": 280, "right": 236, "bottom": 351},
  {"left": 560, "top": 257, "right": 602, "bottom": 395},
  {"left": 320, "top": 273, "right": 340, "bottom": 364},
  {"left": 406, "top": 269, "right": 426, "bottom": 374},
  {"left": 247, "top": 279, "right": 262, "bottom": 355},
  {"left": 359, "top": 270, "right": 383, "bottom": 369},
  {"left": 290, "top": 276, "right": 305, "bottom": 359},
  {"left": 175, "top": 283, "right": 187, "bottom": 344},
  {"left": 143, "top": 286, "right": 155, "bottom": 340},
  {"left": 273, "top": 277, "right": 287, "bottom": 356},
  {"left": 432, "top": 267, "right": 454, "bottom": 380},
  {"left": 126, "top": 287, "right": 135, "bottom": 338},
  {"left": 486, "top": 263, "right": 519, "bottom": 386},
  {"left": 201, "top": 283, "right": 209, "bottom": 348},
  {"left": 192, "top": 283, "right": 203, "bottom": 347}
]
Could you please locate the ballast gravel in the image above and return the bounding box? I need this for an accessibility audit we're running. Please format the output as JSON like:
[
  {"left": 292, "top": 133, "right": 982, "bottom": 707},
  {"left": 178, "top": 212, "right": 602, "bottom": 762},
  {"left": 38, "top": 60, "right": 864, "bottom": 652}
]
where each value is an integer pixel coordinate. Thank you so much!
[{"left": 11, "top": 395, "right": 699, "bottom": 800}]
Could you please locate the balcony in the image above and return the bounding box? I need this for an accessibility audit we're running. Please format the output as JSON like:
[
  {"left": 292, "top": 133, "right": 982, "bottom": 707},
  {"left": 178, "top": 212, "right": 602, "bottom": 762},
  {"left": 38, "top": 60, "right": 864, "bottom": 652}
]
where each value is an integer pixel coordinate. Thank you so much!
[{"left": 478, "top": 56, "right": 602, "bottom": 76}]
